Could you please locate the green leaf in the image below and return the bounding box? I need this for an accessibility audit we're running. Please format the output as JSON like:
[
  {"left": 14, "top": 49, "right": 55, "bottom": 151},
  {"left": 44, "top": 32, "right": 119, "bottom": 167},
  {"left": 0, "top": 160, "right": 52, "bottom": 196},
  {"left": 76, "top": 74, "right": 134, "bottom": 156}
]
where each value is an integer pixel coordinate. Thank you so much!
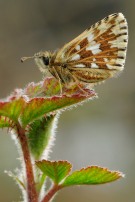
[
  {"left": 25, "top": 77, "right": 61, "bottom": 98},
  {"left": 27, "top": 114, "right": 57, "bottom": 159},
  {"left": 0, "top": 77, "right": 96, "bottom": 128},
  {"left": 36, "top": 173, "right": 46, "bottom": 193},
  {"left": 36, "top": 160, "right": 72, "bottom": 184},
  {"left": 0, "top": 98, "right": 25, "bottom": 122},
  {"left": 62, "top": 166, "right": 123, "bottom": 186},
  {"left": 21, "top": 91, "right": 95, "bottom": 127},
  {"left": 0, "top": 116, "right": 11, "bottom": 128}
]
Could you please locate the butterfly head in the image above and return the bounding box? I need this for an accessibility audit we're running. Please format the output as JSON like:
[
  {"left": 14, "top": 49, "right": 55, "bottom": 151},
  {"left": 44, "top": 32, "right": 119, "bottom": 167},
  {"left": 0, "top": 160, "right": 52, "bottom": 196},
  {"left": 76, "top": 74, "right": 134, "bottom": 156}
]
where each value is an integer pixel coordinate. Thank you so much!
[
  {"left": 34, "top": 51, "right": 52, "bottom": 72},
  {"left": 21, "top": 51, "right": 52, "bottom": 72}
]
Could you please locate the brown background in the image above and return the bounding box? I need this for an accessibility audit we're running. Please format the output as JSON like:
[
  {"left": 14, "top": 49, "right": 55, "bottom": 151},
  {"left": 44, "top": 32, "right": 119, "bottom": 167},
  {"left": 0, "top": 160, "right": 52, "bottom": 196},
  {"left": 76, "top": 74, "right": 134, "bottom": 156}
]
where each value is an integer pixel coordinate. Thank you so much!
[{"left": 0, "top": 0, "right": 134, "bottom": 202}]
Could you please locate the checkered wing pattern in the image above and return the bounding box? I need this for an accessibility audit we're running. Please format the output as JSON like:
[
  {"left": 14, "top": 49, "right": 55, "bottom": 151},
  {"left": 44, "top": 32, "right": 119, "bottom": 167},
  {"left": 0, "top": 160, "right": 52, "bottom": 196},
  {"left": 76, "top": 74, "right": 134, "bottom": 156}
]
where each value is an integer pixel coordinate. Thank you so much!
[{"left": 55, "top": 13, "right": 128, "bottom": 83}]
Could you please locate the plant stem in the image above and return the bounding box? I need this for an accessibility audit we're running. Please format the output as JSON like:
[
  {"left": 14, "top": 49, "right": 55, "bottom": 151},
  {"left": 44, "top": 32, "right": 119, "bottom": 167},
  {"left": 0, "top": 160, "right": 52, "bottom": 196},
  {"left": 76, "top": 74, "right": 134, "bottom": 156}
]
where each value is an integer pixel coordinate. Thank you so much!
[
  {"left": 16, "top": 122, "right": 38, "bottom": 202},
  {"left": 41, "top": 184, "right": 61, "bottom": 202}
]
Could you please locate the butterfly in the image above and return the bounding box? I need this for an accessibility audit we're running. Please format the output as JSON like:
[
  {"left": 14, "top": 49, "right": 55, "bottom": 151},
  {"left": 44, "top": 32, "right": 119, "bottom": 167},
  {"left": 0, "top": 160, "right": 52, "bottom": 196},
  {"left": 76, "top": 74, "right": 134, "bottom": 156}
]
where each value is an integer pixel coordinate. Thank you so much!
[{"left": 21, "top": 13, "right": 128, "bottom": 93}]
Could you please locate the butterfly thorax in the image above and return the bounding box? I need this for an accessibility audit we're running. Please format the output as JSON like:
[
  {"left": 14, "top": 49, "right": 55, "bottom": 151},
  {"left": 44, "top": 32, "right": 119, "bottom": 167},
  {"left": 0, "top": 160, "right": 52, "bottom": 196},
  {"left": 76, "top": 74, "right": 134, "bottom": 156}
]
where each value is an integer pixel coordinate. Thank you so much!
[{"left": 34, "top": 51, "right": 75, "bottom": 86}]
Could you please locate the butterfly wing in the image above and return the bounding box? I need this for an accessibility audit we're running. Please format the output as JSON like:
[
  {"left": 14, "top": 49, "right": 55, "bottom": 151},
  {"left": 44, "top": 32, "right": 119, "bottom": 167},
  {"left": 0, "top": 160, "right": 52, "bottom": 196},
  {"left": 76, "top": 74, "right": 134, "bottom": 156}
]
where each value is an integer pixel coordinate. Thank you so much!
[{"left": 55, "top": 13, "right": 128, "bottom": 83}]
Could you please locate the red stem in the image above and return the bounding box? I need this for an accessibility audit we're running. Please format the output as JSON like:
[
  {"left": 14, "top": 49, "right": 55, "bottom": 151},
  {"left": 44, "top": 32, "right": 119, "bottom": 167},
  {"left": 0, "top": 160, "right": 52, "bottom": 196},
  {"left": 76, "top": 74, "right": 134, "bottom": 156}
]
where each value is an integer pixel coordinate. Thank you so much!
[
  {"left": 41, "top": 184, "right": 61, "bottom": 202},
  {"left": 16, "top": 122, "right": 38, "bottom": 202}
]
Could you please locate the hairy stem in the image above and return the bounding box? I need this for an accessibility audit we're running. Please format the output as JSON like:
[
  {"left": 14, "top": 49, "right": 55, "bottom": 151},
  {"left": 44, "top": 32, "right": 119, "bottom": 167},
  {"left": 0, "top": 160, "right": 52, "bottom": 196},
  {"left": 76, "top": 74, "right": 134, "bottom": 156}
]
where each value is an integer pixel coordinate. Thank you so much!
[
  {"left": 16, "top": 122, "right": 38, "bottom": 202},
  {"left": 41, "top": 184, "right": 61, "bottom": 202}
]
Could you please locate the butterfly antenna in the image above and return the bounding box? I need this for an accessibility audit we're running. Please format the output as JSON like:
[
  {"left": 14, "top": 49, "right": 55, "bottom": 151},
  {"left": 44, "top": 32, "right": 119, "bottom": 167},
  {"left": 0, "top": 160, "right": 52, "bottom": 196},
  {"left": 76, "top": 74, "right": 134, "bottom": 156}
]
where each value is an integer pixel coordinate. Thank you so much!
[{"left": 21, "top": 56, "right": 35, "bottom": 63}]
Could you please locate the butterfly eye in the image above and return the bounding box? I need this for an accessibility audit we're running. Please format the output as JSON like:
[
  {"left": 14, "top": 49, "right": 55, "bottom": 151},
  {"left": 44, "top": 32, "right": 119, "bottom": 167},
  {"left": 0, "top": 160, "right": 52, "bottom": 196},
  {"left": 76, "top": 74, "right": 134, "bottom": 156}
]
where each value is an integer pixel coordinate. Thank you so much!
[{"left": 42, "top": 56, "right": 49, "bottom": 66}]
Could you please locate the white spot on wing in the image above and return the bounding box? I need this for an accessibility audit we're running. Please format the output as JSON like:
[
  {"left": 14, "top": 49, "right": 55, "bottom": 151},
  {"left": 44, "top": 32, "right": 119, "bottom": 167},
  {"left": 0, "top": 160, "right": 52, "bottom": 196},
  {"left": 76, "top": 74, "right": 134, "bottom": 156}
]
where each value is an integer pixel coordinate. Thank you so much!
[
  {"left": 104, "top": 58, "right": 109, "bottom": 62},
  {"left": 116, "top": 58, "right": 124, "bottom": 65},
  {"left": 106, "top": 63, "right": 124, "bottom": 71},
  {"left": 75, "top": 64, "right": 86, "bottom": 68},
  {"left": 90, "top": 41, "right": 96, "bottom": 46},
  {"left": 91, "top": 63, "right": 99, "bottom": 68},
  {"left": 97, "top": 21, "right": 111, "bottom": 32},
  {"left": 118, "top": 51, "right": 126, "bottom": 58},
  {"left": 111, "top": 26, "right": 127, "bottom": 35},
  {"left": 71, "top": 54, "right": 80, "bottom": 61},
  {"left": 75, "top": 45, "right": 80, "bottom": 51},
  {"left": 116, "top": 13, "right": 125, "bottom": 23},
  {"left": 108, "top": 34, "right": 127, "bottom": 48},
  {"left": 110, "top": 42, "right": 127, "bottom": 49},
  {"left": 86, "top": 43, "right": 101, "bottom": 54},
  {"left": 106, "top": 64, "right": 113, "bottom": 69},
  {"left": 87, "top": 33, "right": 94, "bottom": 42},
  {"left": 92, "top": 48, "right": 102, "bottom": 54}
]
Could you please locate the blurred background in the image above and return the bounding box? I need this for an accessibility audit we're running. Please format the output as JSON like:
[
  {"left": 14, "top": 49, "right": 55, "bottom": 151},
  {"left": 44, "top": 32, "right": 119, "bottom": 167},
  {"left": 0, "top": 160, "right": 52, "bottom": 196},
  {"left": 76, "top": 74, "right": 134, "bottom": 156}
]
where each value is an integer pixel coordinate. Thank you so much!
[{"left": 0, "top": 0, "right": 134, "bottom": 201}]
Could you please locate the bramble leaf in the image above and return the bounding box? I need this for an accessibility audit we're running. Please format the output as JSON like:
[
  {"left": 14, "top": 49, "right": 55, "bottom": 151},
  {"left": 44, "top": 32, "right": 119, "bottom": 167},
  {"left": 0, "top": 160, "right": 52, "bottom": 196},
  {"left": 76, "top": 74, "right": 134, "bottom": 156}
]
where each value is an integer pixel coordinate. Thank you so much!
[
  {"left": 0, "top": 116, "right": 12, "bottom": 128},
  {"left": 27, "top": 114, "right": 57, "bottom": 159},
  {"left": 36, "top": 173, "right": 46, "bottom": 193},
  {"left": 21, "top": 91, "right": 95, "bottom": 127},
  {"left": 24, "top": 77, "right": 61, "bottom": 98},
  {"left": 36, "top": 160, "right": 72, "bottom": 184},
  {"left": 0, "top": 78, "right": 96, "bottom": 128},
  {"left": 62, "top": 166, "right": 124, "bottom": 186},
  {"left": 0, "top": 98, "right": 25, "bottom": 122}
]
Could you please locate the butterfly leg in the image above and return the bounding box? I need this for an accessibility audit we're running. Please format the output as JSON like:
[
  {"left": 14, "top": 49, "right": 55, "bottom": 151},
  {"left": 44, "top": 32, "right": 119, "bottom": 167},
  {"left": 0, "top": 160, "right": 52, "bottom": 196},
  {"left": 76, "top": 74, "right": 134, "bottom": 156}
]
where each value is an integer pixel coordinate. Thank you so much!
[
  {"left": 52, "top": 67, "right": 63, "bottom": 95},
  {"left": 66, "top": 70, "right": 89, "bottom": 95}
]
